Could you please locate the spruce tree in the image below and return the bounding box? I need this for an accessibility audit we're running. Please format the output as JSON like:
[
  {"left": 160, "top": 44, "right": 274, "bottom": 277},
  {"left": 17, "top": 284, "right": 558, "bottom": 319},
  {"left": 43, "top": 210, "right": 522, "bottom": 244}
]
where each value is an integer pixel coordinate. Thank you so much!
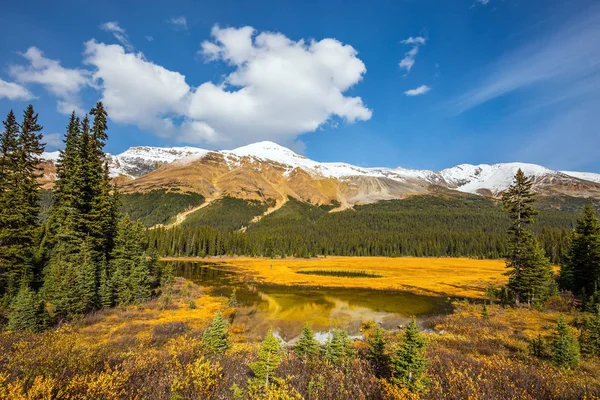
[
  {"left": 42, "top": 233, "right": 89, "bottom": 319},
  {"left": 250, "top": 329, "right": 284, "bottom": 389},
  {"left": 580, "top": 306, "right": 600, "bottom": 358},
  {"left": 0, "top": 106, "right": 44, "bottom": 298},
  {"left": 367, "top": 325, "right": 389, "bottom": 378},
  {"left": 586, "top": 282, "right": 600, "bottom": 313},
  {"left": 42, "top": 178, "right": 88, "bottom": 319},
  {"left": 48, "top": 113, "right": 83, "bottom": 231},
  {"left": 529, "top": 333, "right": 546, "bottom": 358},
  {"left": 560, "top": 203, "right": 600, "bottom": 296},
  {"left": 130, "top": 252, "right": 153, "bottom": 303},
  {"left": 110, "top": 217, "right": 149, "bottom": 305},
  {"left": 551, "top": 316, "right": 580, "bottom": 369},
  {"left": 7, "top": 282, "right": 46, "bottom": 332},
  {"left": 391, "top": 317, "right": 428, "bottom": 391},
  {"left": 520, "top": 244, "right": 554, "bottom": 305},
  {"left": 202, "top": 311, "right": 229, "bottom": 355},
  {"left": 82, "top": 102, "right": 115, "bottom": 261},
  {"left": 229, "top": 288, "right": 238, "bottom": 307},
  {"left": 294, "top": 324, "right": 319, "bottom": 361},
  {"left": 323, "top": 328, "right": 354, "bottom": 365},
  {"left": 481, "top": 302, "right": 489, "bottom": 319},
  {"left": 502, "top": 169, "right": 553, "bottom": 305},
  {"left": 0, "top": 110, "right": 20, "bottom": 298}
]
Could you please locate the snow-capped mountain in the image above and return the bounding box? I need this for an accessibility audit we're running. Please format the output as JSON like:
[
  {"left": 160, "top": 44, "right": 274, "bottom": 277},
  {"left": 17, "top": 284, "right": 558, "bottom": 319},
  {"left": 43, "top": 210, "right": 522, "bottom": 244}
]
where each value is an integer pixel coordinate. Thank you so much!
[
  {"left": 41, "top": 141, "right": 600, "bottom": 203},
  {"left": 41, "top": 146, "right": 209, "bottom": 179},
  {"left": 107, "top": 146, "right": 209, "bottom": 178}
]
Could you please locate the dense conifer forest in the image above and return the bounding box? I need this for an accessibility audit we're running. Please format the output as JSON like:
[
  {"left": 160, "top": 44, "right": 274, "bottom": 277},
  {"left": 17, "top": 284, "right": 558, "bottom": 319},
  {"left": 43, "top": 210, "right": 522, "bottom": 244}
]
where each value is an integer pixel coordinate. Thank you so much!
[
  {"left": 0, "top": 103, "right": 166, "bottom": 331},
  {"left": 120, "top": 190, "right": 205, "bottom": 227},
  {"left": 147, "top": 195, "right": 585, "bottom": 262}
]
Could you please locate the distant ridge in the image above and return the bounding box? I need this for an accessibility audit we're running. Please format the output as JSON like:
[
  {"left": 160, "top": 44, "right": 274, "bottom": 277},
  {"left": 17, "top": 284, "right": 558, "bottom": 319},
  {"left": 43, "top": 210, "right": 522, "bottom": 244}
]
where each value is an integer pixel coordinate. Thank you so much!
[{"left": 41, "top": 141, "right": 600, "bottom": 204}]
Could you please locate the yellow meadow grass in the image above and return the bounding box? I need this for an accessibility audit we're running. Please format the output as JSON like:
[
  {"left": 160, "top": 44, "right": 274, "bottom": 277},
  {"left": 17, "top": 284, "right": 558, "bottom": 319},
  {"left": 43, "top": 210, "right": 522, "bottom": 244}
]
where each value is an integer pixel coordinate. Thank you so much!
[
  {"left": 164, "top": 256, "right": 508, "bottom": 298},
  {"left": 77, "top": 278, "right": 228, "bottom": 347}
]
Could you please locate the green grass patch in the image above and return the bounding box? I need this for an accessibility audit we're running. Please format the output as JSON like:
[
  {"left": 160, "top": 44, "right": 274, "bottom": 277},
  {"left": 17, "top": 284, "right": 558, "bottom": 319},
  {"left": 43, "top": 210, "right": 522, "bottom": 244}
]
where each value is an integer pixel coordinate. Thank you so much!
[{"left": 296, "top": 269, "right": 383, "bottom": 278}]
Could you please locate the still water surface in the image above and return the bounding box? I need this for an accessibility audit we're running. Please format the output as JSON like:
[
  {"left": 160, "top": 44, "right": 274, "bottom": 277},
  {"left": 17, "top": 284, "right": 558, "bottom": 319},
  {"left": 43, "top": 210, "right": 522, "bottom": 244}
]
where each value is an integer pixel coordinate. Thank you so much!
[{"left": 168, "top": 261, "right": 452, "bottom": 341}]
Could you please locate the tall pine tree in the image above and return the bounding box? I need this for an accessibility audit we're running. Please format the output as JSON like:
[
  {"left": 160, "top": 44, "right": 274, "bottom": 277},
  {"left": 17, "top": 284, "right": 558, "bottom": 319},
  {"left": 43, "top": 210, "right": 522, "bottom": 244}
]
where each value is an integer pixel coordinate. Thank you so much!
[
  {"left": 502, "top": 169, "right": 553, "bottom": 305},
  {"left": 0, "top": 110, "right": 20, "bottom": 299},
  {"left": 0, "top": 106, "right": 44, "bottom": 299},
  {"left": 48, "top": 112, "right": 83, "bottom": 230}
]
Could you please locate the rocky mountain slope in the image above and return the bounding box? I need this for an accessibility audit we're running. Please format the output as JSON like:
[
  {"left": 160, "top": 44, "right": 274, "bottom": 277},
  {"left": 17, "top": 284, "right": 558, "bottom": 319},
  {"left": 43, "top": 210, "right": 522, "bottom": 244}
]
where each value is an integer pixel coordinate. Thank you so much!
[{"left": 41, "top": 141, "right": 600, "bottom": 206}]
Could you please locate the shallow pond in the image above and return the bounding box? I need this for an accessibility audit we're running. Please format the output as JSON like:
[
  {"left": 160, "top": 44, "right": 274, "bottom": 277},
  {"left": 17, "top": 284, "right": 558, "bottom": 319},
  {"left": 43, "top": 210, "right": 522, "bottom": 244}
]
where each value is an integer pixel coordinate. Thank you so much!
[{"left": 169, "top": 261, "right": 453, "bottom": 341}]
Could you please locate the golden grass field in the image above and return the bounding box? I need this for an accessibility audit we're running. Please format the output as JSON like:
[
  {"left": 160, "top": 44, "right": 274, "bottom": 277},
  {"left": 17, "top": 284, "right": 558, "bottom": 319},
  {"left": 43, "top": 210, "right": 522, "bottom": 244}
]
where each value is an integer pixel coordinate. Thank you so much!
[
  {"left": 163, "top": 256, "right": 509, "bottom": 298},
  {"left": 76, "top": 279, "right": 229, "bottom": 347}
]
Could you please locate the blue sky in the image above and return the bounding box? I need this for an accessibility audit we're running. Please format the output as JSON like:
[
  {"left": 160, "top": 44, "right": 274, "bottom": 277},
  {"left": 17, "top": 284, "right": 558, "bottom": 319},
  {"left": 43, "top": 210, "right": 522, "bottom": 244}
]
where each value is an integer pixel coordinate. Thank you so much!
[{"left": 1, "top": 0, "right": 599, "bottom": 172}]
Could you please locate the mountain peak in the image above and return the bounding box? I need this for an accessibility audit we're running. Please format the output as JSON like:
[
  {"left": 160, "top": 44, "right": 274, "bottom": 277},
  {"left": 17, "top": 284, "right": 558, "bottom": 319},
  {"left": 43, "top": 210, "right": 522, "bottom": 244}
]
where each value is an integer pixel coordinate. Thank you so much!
[
  {"left": 231, "top": 140, "right": 295, "bottom": 154},
  {"left": 228, "top": 141, "right": 308, "bottom": 164}
]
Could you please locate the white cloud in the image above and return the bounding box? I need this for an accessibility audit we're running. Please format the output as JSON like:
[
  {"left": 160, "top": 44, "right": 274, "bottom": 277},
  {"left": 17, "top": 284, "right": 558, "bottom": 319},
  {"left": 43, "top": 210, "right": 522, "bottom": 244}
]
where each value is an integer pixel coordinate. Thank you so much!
[
  {"left": 145, "top": 36, "right": 154, "bottom": 42},
  {"left": 100, "top": 21, "right": 133, "bottom": 51},
  {"left": 167, "top": 16, "right": 188, "bottom": 30},
  {"left": 57, "top": 101, "right": 85, "bottom": 116},
  {"left": 42, "top": 133, "right": 63, "bottom": 149},
  {"left": 401, "top": 36, "right": 426, "bottom": 45},
  {"left": 399, "top": 36, "right": 426, "bottom": 73},
  {"left": 404, "top": 85, "right": 431, "bottom": 96},
  {"left": 9, "top": 47, "right": 90, "bottom": 114},
  {"left": 0, "top": 79, "right": 35, "bottom": 100},
  {"left": 399, "top": 46, "right": 418, "bottom": 72},
  {"left": 84, "top": 26, "right": 371, "bottom": 147},
  {"left": 83, "top": 40, "right": 189, "bottom": 129}
]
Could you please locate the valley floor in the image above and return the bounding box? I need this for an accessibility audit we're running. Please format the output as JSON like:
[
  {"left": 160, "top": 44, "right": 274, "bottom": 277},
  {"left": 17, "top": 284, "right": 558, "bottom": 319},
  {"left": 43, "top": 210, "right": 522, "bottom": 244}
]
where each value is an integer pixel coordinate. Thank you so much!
[
  {"left": 2, "top": 276, "right": 600, "bottom": 399},
  {"left": 162, "top": 256, "right": 508, "bottom": 298}
]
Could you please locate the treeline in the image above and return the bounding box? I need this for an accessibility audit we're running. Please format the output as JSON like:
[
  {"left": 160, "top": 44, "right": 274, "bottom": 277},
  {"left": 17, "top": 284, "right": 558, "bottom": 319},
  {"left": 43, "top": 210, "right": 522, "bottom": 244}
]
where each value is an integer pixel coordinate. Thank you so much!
[
  {"left": 147, "top": 196, "right": 575, "bottom": 262},
  {"left": 0, "top": 103, "right": 165, "bottom": 332}
]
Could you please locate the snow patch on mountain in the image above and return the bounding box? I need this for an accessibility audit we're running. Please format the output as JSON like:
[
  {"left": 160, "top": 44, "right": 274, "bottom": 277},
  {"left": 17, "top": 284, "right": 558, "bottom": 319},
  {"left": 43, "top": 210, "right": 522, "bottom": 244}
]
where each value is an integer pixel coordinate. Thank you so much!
[
  {"left": 441, "top": 163, "right": 557, "bottom": 194},
  {"left": 224, "top": 141, "right": 439, "bottom": 182},
  {"left": 41, "top": 151, "right": 60, "bottom": 162},
  {"left": 108, "top": 147, "right": 208, "bottom": 178},
  {"left": 41, "top": 141, "right": 600, "bottom": 196},
  {"left": 561, "top": 171, "right": 600, "bottom": 184},
  {"left": 42, "top": 146, "right": 209, "bottom": 178}
]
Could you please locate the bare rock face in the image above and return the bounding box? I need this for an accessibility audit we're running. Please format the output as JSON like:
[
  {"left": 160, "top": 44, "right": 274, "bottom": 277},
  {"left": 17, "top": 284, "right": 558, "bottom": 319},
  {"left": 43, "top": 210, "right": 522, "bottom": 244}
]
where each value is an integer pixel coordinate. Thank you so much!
[{"left": 40, "top": 141, "right": 600, "bottom": 206}]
